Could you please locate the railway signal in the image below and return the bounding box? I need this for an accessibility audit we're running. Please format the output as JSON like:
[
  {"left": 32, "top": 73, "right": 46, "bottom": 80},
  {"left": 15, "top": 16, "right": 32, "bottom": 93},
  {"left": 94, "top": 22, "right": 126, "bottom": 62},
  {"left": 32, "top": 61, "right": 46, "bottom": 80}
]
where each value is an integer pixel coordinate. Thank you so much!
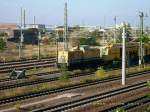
[{"left": 122, "top": 23, "right": 126, "bottom": 85}]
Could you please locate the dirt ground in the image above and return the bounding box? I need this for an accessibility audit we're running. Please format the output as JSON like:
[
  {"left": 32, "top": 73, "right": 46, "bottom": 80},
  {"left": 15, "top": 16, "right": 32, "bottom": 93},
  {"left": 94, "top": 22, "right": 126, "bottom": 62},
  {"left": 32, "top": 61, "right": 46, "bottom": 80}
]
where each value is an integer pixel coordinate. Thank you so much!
[{"left": 0, "top": 42, "right": 64, "bottom": 61}]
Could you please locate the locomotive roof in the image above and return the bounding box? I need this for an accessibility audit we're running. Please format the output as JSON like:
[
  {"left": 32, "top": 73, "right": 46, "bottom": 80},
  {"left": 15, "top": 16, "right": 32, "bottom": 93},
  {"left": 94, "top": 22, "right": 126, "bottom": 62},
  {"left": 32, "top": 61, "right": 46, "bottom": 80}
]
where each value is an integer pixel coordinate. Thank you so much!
[
  {"left": 93, "top": 42, "right": 139, "bottom": 49},
  {"left": 110, "top": 42, "right": 139, "bottom": 48}
]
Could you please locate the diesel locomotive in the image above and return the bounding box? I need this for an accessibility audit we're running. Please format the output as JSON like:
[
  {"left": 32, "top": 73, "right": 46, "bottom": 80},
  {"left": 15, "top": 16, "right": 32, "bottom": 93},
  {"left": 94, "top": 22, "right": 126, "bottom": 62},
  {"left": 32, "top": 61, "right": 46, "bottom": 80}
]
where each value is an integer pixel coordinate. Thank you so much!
[{"left": 57, "top": 42, "right": 150, "bottom": 69}]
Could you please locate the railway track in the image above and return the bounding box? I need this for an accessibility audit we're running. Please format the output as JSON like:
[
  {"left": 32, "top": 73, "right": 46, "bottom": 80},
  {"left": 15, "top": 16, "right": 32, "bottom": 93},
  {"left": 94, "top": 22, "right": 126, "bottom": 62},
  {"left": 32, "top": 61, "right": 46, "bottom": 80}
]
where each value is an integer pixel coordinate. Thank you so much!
[
  {"left": 0, "top": 69, "right": 150, "bottom": 91},
  {"left": 0, "top": 57, "right": 55, "bottom": 66},
  {"left": 0, "top": 70, "right": 150, "bottom": 105},
  {"left": 0, "top": 59, "right": 55, "bottom": 68},
  {"left": 0, "top": 71, "right": 94, "bottom": 91},
  {"left": 0, "top": 58, "right": 56, "bottom": 73},
  {"left": 31, "top": 81, "right": 147, "bottom": 112},
  {"left": 0, "top": 70, "right": 60, "bottom": 83},
  {"left": 102, "top": 95, "right": 150, "bottom": 112}
]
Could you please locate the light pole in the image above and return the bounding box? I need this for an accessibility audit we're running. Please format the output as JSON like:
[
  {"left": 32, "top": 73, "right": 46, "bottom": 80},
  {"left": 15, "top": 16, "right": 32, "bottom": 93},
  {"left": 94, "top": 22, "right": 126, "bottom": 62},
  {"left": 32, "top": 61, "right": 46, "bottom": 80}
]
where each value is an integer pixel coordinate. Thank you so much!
[
  {"left": 122, "top": 23, "right": 126, "bottom": 85},
  {"left": 38, "top": 31, "right": 41, "bottom": 60}
]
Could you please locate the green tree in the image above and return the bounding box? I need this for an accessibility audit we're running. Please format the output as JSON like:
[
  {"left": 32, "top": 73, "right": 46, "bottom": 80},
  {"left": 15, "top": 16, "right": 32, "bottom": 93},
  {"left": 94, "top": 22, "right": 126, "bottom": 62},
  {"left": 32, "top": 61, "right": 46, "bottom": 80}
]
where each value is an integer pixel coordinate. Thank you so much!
[
  {"left": 70, "top": 29, "right": 90, "bottom": 39},
  {"left": 0, "top": 32, "right": 8, "bottom": 37},
  {"left": 90, "top": 30, "right": 103, "bottom": 39},
  {"left": 113, "top": 23, "right": 132, "bottom": 43},
  {"left": 80, "top": 37, "right": 97, "bottom": 45},
  {"left": 0, "top": 38, "right": 6, "bottom": 51},
  {"left": 138, "top": 33, "right": 149, "bottom": 43},
  {"left": 125, "top": 24, "right": 132, "bottom": 38}
]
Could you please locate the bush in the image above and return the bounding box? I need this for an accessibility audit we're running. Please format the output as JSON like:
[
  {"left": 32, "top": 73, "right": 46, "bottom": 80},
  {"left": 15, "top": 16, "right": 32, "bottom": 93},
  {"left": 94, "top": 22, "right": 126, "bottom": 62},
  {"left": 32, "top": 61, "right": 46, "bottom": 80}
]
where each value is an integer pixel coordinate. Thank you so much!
[
  {"left": 60, "top": 64, "right": 68, "bottom": 72},
  {"left": 147, "top": 81, "right": 150, "bottom": 89},
  {"left": 59, "top": 64, "right": 70, "bottom": 82},
  {"left": 115, "top": 107, "right": 126, "bottom": 112},
  {"left": 95, "top": 67, "right": 105, "bottom": 79},
  {"left": 59, "top": 72, "right": 70, "bottom": 82},
  {"left": 147, "top": 81, "right": 150, "bottom": 100}
]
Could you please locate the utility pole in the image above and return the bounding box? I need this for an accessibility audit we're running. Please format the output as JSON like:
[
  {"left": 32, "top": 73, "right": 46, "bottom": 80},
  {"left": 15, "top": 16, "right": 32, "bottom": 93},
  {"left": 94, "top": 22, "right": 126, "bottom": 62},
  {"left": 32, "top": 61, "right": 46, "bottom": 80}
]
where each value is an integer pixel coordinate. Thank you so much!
[
  {"left": 103, "top": 16, "right": 106, "bottom": 43},
  {"left": 114, "top": 16, "right": 117, "bottom": 43},
  {"left": 64, "top": 2, "right": 68, "bottom": 51},
  {"left": 38, "top": 31, "right": 41, "bottom": 60},
  {"left": 139, "top": 12, "right": 144, "bottom": 67},
  {"left": 23, "top": 9, "right": 26, "bottom": 28},
  {"left": 122, "top": 23, "right": 126, "bottom": 85},
  {"left": 34, "top": 16, "right": 36, "bottom": 28},
  {"left": 19, "top": 7, "right": 24, "bottom": 59}
]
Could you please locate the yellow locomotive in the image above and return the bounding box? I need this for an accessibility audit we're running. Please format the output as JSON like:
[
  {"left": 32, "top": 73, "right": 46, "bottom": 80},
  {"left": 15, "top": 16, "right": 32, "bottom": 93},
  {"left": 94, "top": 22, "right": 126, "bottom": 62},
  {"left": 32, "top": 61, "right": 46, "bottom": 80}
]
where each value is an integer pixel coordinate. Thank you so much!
[
  {"left": 57, "top": 45, "right": 101, "bottom": 69},
  {"left": 98, "top": 42, "right": 139, "bottom": 67},
  {"left": 57, "top": 42, "right": 150, "bottom": 69}
]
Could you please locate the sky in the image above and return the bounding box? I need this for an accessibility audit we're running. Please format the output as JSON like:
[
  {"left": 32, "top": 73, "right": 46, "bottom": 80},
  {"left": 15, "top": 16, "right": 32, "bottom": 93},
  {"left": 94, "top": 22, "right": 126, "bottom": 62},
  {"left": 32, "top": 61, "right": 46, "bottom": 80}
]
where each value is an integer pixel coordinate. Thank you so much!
[{"left": 0, "top": 0, "right": 150, "bottom": 27}]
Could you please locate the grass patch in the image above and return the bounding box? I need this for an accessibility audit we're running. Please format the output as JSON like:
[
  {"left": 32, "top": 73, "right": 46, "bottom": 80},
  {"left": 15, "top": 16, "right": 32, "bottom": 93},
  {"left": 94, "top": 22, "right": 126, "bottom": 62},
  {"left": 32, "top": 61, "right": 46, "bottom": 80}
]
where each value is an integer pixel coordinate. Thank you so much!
[
  {"left": 14, "top": 103, "right": 21, "bottom": 112},
  {"left": 95, "top": 67, "right": 106, "bottom": 79},
  {"left": 115, "top": 107, "right": 126, "bottom": 112},
  {"left": 0, "top": 80, "right": 81, "bottom": 99}
]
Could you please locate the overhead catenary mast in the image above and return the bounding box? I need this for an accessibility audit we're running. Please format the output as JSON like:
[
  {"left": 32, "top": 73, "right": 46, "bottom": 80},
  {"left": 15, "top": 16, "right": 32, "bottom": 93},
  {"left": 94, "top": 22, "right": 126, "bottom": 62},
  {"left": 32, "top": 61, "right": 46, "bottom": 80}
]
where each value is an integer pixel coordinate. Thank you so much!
[
  {"left": 34, "top": 16, "right": 36, "bottom": 28},
  {"left": 114, "top": 16, "right": 117, "bottom": 43},
  {"left": 23, "top": 9, "right": 26, "bottom": 28},
  {"left": 64, "top": 2, "right": 68, "bottom": 51},
  {"left": 122, "top": 23, "right": 126, "bottom": 85},
  {"left": 19, "top": 7, "right": 24, "bottom": 59},
  {"left": 139, "top": 12, "right": 144, "bottom": 67}
]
